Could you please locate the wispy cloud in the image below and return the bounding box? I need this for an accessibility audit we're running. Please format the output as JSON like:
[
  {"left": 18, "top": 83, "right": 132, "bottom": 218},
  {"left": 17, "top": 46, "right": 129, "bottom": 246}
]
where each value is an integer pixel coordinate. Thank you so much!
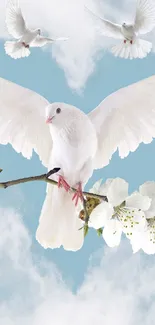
[
  {"left": 0, "top": 206, "right": 155, "bottom": 324},
  {"left": 1, "top": 0, "right": 153, "bottom": 90}
]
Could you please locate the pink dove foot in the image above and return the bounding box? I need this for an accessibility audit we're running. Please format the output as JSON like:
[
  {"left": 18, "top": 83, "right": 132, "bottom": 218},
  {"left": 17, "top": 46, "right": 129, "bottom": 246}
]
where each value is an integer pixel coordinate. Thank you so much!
[
  {"left": 130, "top": 40, "right": 133, "bottom": 44},
  {"left": 72, "top": 182, "right": 83, "bottom": 206},
  {"left": 124, "top": 39, "right": 127, "bottom": 44},
  {"left": 58, "top": 175, "right": 70, "bottom": 192}
]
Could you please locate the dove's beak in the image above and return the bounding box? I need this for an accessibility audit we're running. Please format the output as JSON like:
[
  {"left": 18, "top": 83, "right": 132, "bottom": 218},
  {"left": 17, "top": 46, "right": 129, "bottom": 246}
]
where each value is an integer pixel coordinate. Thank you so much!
[{"left": 46, "top": 117, "right": 53, "bottom": 124}]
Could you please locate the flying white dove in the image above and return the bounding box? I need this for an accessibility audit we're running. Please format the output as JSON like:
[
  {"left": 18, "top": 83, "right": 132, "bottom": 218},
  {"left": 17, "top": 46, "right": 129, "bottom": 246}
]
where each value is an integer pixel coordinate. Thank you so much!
[
  {"left": 4, "top": 0, "right": 68, "bottom": 59},
  {"left": 85, "top": 0, "right": 155, "bottom": 59},
  {"left": 0, "top": 75, "right": 155, "bottom": 250}
]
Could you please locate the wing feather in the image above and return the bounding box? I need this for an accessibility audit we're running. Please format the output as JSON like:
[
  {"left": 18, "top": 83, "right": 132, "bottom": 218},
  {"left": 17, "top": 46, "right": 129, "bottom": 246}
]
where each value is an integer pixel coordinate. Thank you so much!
[
  {"left": 88, "top": 75, "right": 155, "bottom": 169},
  {"left": 6, "top": 0, "right": 27, "bottom": 39},
  {"left": 0, "top": 77, "right": 52, "bottom": 167},
  {"left": 30, "top": 36, "right": 54, "bottom": 47},
  {"left": 31, "top": 36, "right": 68, "bottom": 47},
  {"left": 134, "top": 0, "right": 155, "bottom": 34},
  {"left": 85, "top": 6, "right": 123, "bottom": 39}
]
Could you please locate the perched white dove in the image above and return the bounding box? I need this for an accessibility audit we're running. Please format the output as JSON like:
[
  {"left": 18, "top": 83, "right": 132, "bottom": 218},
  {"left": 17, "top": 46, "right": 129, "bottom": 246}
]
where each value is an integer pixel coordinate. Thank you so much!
[
  {"left": 4, "top": 0, "right": 68, "bottom": 59},
  {"left": 1, "top": 76, "right": 155, "bottom": 250},
  {"left": 85, "top": 0, "right": 155, "bottom": 59}
]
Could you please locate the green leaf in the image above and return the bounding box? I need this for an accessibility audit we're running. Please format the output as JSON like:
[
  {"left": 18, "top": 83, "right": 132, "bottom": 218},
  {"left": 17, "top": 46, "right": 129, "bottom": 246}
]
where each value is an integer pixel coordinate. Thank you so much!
[
  {"left": 84, "top": 224, "right": 89, "bottom": 237},
  {"left": 0, "top": 169, "right": 2, "bottom": 173},
  {"left": 97, "top": 228, "right": 103, "bottom": 236}
]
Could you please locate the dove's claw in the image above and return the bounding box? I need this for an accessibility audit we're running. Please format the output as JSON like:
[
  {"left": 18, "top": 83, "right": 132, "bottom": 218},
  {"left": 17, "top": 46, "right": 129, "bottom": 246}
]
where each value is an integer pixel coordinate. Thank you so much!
[
  {"left": 58, "top": 175, "right": 70, "bottom": 192},
  {"left": 22, "top": 42, "right": 29, "bottom": 48},
  {"left": 124, "top": 39, "right": 127, "bottom": 44},
  {"left": 72, "top": 183, "right": 83, "bottom": 206},
  {"left": 130, "top": 40, "right": 133, "bottom": 44}
]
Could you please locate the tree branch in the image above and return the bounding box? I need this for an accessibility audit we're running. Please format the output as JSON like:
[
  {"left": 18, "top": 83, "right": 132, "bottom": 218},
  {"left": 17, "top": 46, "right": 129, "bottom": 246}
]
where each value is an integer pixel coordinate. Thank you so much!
[{"left": 0, "top": 168, "right": 108, "bottom": 201}]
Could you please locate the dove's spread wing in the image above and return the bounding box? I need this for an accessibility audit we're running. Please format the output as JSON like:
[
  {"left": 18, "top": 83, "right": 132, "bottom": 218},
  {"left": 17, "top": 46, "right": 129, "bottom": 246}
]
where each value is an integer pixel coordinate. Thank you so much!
[
  {"left": 0, "top": 77, "right": 52, "bottom": 167},
  {"left": 52, "top": 37, "right": 69, "bottom": 41},
  {"left": 134, "top": 0, "right": 155, "bottom": 34},
  {"left": 30, "top": 36, "right": 54, "bottom": 47},
  {"left": 6, "top": 0, "right": 27, "bottom": 39},
  {"left": 85, "top": 6, "right": 123, "bottom": 39},
  {"left": 31, "top": 36, "right": 68, "bottom": 47},
  {"left": 88, "top": 75, "right": 155, "bottom": 169}
]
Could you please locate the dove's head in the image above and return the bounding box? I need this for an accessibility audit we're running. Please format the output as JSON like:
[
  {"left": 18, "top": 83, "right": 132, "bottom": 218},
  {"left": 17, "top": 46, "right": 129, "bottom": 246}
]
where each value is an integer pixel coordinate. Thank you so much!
[
  {"left": 34, "top": 28, "right": 41, "bottom": 35},
  {"left": 46, "top": 102, "right": 77, "bottom": 129}
]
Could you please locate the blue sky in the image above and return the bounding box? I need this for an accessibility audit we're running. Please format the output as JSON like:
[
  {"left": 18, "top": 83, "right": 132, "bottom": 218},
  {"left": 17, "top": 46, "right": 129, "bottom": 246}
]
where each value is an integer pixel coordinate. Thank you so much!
[{"left": 1, "top": 0, "right": 155, "bottom": 323}]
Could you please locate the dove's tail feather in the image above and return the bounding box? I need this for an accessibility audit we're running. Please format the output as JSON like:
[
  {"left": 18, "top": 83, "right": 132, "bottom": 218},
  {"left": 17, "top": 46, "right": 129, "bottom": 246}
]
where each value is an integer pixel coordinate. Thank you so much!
[
  {"left": 36, "top": 184, "right": 84, "bottom": 251},
  {"left": 4, "top": 41, "right": 30, "bottom": 59},
  {"left": 110, "top": 39, "right": 152, "bottom": 59}
]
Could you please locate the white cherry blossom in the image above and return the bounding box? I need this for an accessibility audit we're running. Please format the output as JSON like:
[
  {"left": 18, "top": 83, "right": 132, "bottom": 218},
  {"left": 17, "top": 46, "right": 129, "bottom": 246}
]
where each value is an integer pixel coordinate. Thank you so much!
[
  {"left": 102, "top": 219, "right": 123, "bottom": 248},
  {"left": 139, "top": 182, "right": 155, "bottom": 219},
  {"left": 130, "top": 182, "right": 155, "bottom": 254},
  {"left": 88, "top": 178, "right": 150, "bottom": 247}
]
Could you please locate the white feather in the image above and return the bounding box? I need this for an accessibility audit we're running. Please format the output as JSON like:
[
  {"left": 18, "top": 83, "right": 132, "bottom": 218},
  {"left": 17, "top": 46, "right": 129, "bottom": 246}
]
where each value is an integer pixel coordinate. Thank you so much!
[
  {"left": 30, "top": 36, "right": 69, "bottom": 48},
  {"left": 134, "top": 0, "right": 155, "bottom": 34},
  {"left": 36, "top": 184, "right": 84, "bottom": 251},
  {"left": 88, "top": 75, "right": 155, "bottom": 169},
  {"left": 85, "top": 6, "right": 123, "bottom": 39},
  {"left": 0, "top": 77, "right": 52, "bottom": 166},
  {"left": 6, "top": 0, "right": 27, "bottom": 39},
  {"left": 111, "top": 38, "right": 152, "bottom": 59},
  {"left": 4, "top": 40, "right": 30, "bottom": 58}
]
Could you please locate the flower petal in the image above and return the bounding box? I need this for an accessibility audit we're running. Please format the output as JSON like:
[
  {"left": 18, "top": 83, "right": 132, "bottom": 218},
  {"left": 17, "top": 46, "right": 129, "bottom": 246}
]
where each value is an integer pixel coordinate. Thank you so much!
[
  {"left": 125, "top": 192, "right": 151, "bottom": 211},
  {"left": 121, "top": 208, "right": 146, "bottom": 234},
  {"left": 130, "top": 221, "right": 155, "bottom": 255},
  {"left": 142, "top": 230, "right": 155, "bottom": 255},
  {"left": 102, "top": 219, "right": 122, "bottom": 247},
  {"left": 88, "top": 202, "right": 114, "bottom": 229},
  {"left": 129, "top": 232, "right": 143, "bottom": 253},
  {"left": 107, "top": 178, "right": 129, "bottom": 207},
  {"left": 89, "top": 179, "right": 103, "bottom": 194},
  {"left": 145, "top": 198, "right": 155, "bottom": 219},
  {"left": 139, "top": 182, "right": 155, "bottom": 199},
  {"left": 98, "top": 178, "right": 113, "bottom": 195},
  {"left": 139, "top": 182, "right": 155, "bottom": 218}
]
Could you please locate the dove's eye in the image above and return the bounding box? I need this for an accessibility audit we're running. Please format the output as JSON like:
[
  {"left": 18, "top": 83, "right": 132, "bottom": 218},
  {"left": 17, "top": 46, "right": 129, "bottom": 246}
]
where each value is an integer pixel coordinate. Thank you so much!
[{"left": 56, "top": 107, "right": 61, "bottom": 114}]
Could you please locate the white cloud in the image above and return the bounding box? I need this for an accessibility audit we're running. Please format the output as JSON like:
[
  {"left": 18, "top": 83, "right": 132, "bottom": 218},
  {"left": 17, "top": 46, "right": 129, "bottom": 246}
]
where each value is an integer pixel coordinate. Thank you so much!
[
  {"left": 1, "top": 0, "right": 154, "bottom": 90},
  {"left": 0, "top": 206, "right": 155, "bottom": 324}
]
